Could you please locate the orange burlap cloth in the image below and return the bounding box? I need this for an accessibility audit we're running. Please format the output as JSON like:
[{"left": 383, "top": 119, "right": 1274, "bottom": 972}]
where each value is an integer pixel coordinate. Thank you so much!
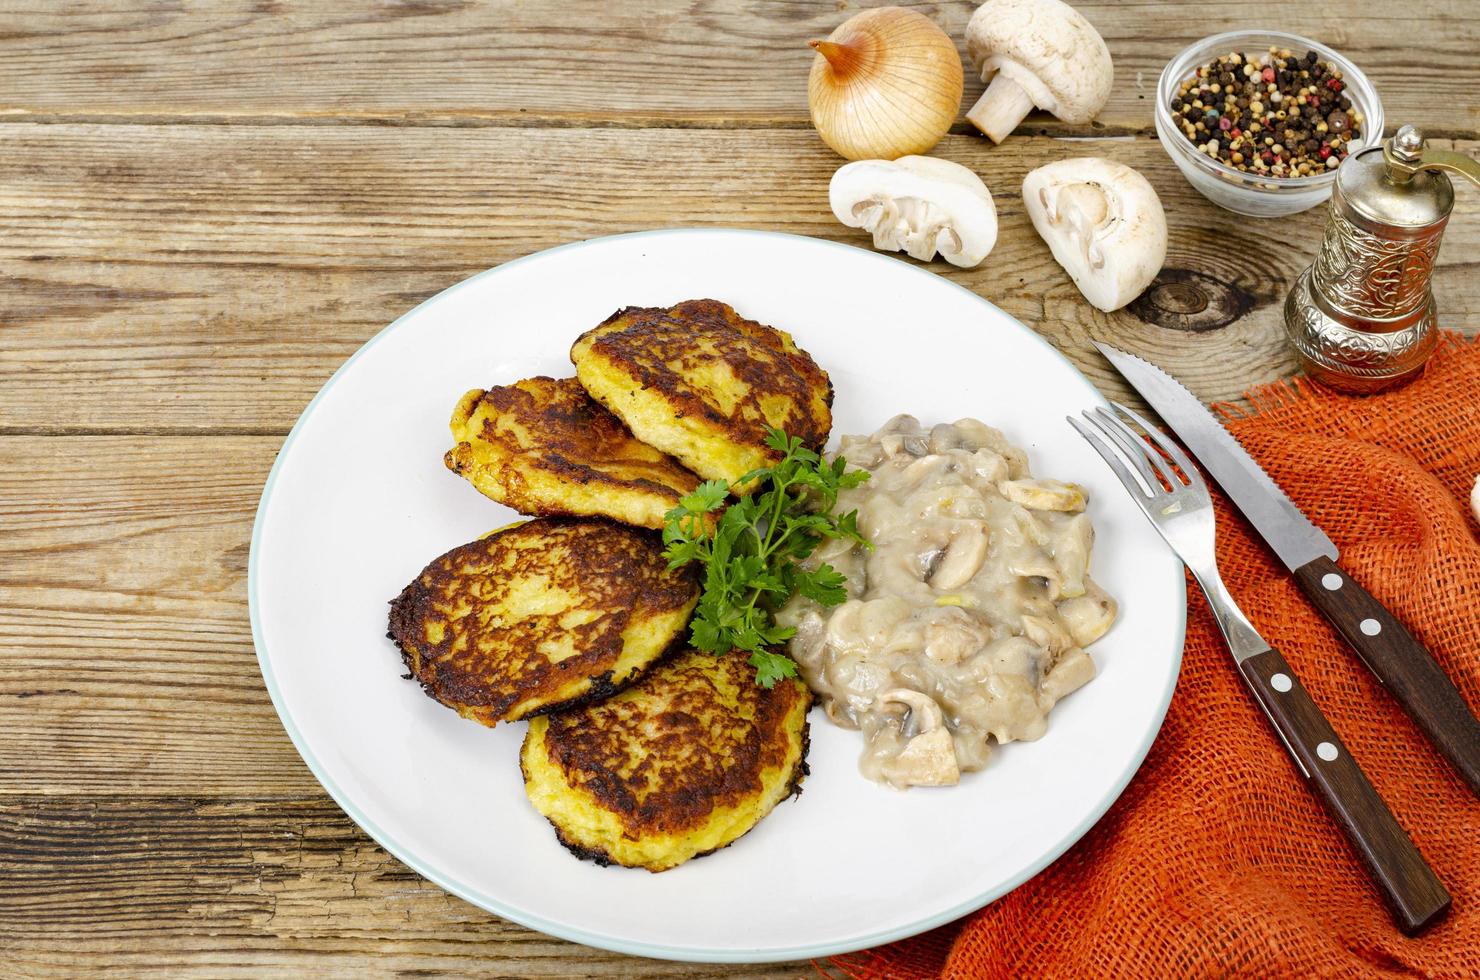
[{"left": 834, "top": 334, "right": 1480, "bottom": 979}]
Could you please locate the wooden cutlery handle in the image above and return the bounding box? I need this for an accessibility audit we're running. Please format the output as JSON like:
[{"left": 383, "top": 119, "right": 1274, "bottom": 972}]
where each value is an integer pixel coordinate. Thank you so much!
[
  {"left": 1240, "top": 648, "right": 1450, "bottom": 936},
  {"left": 1294, "top": 555, "right": 1480, "bottom": 798}
]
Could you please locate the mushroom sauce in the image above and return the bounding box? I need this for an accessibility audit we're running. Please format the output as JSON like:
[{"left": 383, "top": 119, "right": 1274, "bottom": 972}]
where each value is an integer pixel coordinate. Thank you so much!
[{"left": 777, "top": 416, "right": 1117, "bottom": 789}]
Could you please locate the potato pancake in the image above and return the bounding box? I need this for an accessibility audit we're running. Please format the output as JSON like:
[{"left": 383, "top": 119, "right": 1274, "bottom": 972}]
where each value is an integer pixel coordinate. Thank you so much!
[
  {"left": 570, "top": 299, "right": 833, "bottom": 491},
  {"left": 521, "top": 647, "right": 811, "bottom": 871},
  {"left": 388, "top": 518, "right": 698, "bottom": 725},
  {"left": 445, "top": 376, "right": 701, "bottom": 530}
]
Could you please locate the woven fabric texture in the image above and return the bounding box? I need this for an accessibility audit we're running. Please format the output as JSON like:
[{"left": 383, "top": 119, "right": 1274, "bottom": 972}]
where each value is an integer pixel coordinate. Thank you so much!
[{"left": 833, "top": 335, "right": 1480, "bottom": 979}]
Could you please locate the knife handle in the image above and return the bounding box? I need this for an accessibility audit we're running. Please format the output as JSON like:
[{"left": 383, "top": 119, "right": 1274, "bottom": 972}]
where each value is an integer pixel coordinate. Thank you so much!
[
  {"left": 1240, "top": 648, "right": 1451, "bottom": 935},
  {"left": 1293, "top": 555, "right": 1480, "bottom": 798}
]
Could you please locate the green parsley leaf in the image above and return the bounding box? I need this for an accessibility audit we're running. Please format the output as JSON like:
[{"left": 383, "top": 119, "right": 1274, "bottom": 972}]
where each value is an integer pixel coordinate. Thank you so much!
[
  {"left": 662, "top": 426, "right": 870, "bottom": 686},
  {"left": 749, "top": 648, "right": 799, "bottom": 689},
  {"left": 787, "top": 563, "right": 849, "bottom": 607}
]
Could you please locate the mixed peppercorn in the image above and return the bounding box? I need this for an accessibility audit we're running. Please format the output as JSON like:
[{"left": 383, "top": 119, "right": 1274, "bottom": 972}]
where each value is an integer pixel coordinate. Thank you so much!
[{"left": 1171, "top": 48, "right": 1362, "bottom": 178}]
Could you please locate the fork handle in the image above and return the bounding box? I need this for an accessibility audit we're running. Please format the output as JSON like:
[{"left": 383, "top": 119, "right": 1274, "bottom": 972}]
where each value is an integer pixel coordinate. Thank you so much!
[
  {"left": 1293, "top": 555, "right": 1480, "bottom": 798},
  {"left": 1240, "top": 648, "right": 1450, "bottom": 935}
]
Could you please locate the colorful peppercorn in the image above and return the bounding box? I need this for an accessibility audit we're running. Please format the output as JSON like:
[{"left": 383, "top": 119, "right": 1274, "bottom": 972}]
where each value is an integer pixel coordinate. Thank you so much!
[{"left": 1170, "top": 46, "right": 1362, "bottom": 177}]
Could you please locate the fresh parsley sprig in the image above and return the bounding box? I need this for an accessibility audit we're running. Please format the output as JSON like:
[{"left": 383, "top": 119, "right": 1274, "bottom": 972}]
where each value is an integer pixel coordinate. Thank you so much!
[{"left": 662, "top": 428, "right": 870, "bottom": 688}]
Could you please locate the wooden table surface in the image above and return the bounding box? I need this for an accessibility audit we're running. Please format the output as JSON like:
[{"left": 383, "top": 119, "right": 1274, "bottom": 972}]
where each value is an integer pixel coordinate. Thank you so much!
[{"left": 2, "top": 1, "right": 1476, "bottom": 975}]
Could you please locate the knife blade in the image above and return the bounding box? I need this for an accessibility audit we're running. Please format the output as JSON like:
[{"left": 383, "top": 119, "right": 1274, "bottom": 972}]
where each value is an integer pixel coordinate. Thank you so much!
[
  {"left": 1094, "top": 343, "right": 1336, "bottom": 572},
  {"left": 1096, "top": 340, "right": 1480, "bottom": 798}
]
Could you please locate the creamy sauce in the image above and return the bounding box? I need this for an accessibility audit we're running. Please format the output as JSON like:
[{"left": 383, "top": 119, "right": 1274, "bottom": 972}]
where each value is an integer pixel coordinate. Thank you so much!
[{"left": 778, "top": 416, "right": 1117, "bottom": 788}]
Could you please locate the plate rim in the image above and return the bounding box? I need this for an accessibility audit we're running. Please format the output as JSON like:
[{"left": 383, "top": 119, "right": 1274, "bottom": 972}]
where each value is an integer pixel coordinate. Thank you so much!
[{"left": 248, "top": 228, "right": 1187, "bottom": 964}]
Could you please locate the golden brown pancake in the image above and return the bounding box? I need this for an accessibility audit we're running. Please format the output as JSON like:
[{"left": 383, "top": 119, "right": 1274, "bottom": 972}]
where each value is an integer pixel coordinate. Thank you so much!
[
  {"left": 521, "top": 647, "right": 811, "bottom": 871},
  {"left": 445, "top": 376, "right": 700, "bottom": 530},
  {"left": 387, "top": 518, "right": 698, "bottom": 725},
  {"left": 570, "top": 299, "right": 833, "bottom": 491}
]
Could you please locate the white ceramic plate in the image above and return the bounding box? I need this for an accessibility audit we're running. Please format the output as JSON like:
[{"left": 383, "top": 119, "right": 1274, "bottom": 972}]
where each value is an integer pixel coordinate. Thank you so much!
[{"left": 250, "top": 229, "right": 1185, "bottom": 963}]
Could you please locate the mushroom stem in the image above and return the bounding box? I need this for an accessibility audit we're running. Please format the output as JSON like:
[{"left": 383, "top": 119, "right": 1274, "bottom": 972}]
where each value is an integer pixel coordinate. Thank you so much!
[{"left": 967, "top": 74, "right": 1036, "bottom": 143}]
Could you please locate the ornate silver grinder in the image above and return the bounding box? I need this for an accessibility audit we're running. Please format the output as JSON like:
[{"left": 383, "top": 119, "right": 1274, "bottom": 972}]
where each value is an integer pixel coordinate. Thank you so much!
[{"left": 1284, "top": 125, "right": 1480, "bottom": 393}]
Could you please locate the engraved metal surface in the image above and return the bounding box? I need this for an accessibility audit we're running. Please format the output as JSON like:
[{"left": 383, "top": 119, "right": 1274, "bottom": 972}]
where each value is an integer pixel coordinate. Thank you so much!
[
  {"left": 1281, "top": 131, "right": 1462, "bottom": 392},
  {"left": 1284, "top": 271, "right": 1438, "bottom": 393},
  {"left": 1309, "top": 206, "right": 1445, "bottom": 321}
]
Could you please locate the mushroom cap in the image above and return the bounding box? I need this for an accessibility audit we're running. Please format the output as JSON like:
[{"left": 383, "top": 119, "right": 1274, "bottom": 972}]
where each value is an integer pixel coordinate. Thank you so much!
[
  {"left": 965, "top": 0, "right": 1113, "bottom": 123},
  {"left": 1021, "top": 157, "right": 1166, "bottom": 312},
  {"left": 878, "top": 688, "right": 946, "bottom": 733},
  {"left": 829, "top": 155, "right": 999, "bottom": 268}
]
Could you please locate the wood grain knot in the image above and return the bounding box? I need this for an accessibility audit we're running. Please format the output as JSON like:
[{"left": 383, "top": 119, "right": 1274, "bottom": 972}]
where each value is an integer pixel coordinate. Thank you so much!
[{"left": 1128, "top": 268, "right": 1254, "bottom": 333}]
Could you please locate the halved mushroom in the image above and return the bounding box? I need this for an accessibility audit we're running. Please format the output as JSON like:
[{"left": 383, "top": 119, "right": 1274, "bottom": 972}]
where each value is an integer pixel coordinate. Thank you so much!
[
  {"left": 878, "top": 689, "right": 960, "bottom": 786},
  {"left": 826, "top": 597, "right": 915, "bottom": 656},
  {"left": 924, "top": 607, "right": 990, "bottom": 665},
  {"left": 1058, "top": 582, "right": 1118, "bottom": 647},
  {"left": 1050, "top": 512, "right": 1094, "bottom": 598},
  {"left": 1007, "top": 549, "right": 1063, "bottom": 599},
  {"left": 830, "top": 155, "right": 999, "bottom": 268},
  {"left": 927, "top": 521, "right": 991, "bottom": 590},
  {"left": 1020, "top": 614, "right": 1073, "bottom": 658},
  {"left": 968, "top": 449, "right": 1010, "bottom": 485},
  {"left": 880, "top": 688, "right": 943, "bottom": 736},
  {"left": 1022, "top": 157, "right": 1167, "bottom": 312},
  {"left": 899, "top": 452, "right": 952, "bottom": 485},
  {"left": 891, "top": 729, "right": 960, "bottom": 786},
  {"left": 1000, "top": 477, "right": 1086, "bottom": 512},
  {"left": 1039, "top": 647, "right": 1096, "bottom": 704},
  {"left": 964, "top": 0, "right": 1113, "bottom": 144}
]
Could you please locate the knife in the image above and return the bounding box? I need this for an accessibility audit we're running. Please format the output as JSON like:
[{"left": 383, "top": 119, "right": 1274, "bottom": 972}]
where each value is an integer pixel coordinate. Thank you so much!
[{"left": 1095, "top": 341, "right": 1480, "bottom": 798}]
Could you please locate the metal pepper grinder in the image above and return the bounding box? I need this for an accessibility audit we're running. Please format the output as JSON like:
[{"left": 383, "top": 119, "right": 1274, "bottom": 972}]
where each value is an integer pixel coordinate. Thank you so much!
[{"left": 1284, "top": 125, "right": 1480, "bottom": 393}]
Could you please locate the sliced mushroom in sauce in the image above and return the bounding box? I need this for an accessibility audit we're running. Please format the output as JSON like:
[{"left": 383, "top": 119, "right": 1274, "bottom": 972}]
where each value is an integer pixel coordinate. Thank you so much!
[{"left": 777, "top": 416, "right": 1117, "bottom": 789}]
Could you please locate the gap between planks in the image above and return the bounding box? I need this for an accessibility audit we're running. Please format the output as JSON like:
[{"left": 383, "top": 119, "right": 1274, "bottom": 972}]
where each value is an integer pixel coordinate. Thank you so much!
[
  {"left": 2, "top": 112, "right": 1478, "bottom": 141},
  {"left": 0, "top": 426, "right": 293, "bottom": 437},
  {"left": 0, "top": 109, "right": 1146, "bottom": 137}
]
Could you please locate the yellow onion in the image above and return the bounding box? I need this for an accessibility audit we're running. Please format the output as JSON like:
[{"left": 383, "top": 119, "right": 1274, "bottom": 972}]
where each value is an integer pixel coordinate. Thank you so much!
[{"left": 807, "top": 7, "right": 964, "bottom": 161}]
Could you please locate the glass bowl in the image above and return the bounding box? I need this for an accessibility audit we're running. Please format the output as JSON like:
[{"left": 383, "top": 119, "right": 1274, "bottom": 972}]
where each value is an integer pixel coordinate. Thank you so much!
[{"left": 1155, "top": 30, "right": 1384, "bottom": 217}]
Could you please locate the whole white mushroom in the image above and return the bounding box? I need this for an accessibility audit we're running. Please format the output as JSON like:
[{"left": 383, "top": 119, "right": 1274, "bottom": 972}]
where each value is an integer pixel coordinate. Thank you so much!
[
  {"left": 829, "top": 155, "right": 999, "bottom": 268},
  {"left": 1022, "top": 157, "right": 1167, "bottom": 312},
  {"left": 964, "top": 0, "right": 1114, "bottom": 144}
]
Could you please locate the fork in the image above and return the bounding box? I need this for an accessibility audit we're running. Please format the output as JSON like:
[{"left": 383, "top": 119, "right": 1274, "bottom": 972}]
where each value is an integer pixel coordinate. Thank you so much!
[{"left": 1070, "top": 403, "right": 1450, "bottom": 936}]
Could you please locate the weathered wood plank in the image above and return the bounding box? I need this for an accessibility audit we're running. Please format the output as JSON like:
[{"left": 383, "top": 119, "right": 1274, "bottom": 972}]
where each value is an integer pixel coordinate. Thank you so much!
[
  {"left": 3, "top": 123, "right": 1476, "bottom": 434},
  {"left": 0, "top": 1, "right": 1475, "bottom": 137},
  {"left": 0, "top": 436, "right": 319, "bottom": 796},
  {"left": 0, "top": 797, "right": 810, "bottom": 978}
]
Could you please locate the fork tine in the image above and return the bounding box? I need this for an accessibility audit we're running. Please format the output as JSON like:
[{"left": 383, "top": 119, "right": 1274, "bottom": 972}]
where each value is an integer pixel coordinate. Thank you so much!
[
  {"left": 1110, "top": 401, "right": 1208, "bottom": 494},
  {"left": 1067, "top": 414, "right": 1153, "bottom": 499},
  {"left": 1094, "top": 406, "right": 1183, "bottom": 491},
  {"left": 1085, "top": 407, "right": 1168, "bottom": 494}
]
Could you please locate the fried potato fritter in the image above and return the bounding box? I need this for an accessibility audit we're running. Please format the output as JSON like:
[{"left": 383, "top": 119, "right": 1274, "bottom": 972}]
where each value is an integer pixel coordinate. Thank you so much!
[
  {"left": 388, "top": 519, "right": 698, "bottom": 725},
  {"left": 521, "top": 648, "right": 811, "bottom": 871},
  {"left": 444, "top": 377, "right": 701, "bottom": 530},
  {"left": 570, "top": 299, "right": 833, "bottom": 491}
]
